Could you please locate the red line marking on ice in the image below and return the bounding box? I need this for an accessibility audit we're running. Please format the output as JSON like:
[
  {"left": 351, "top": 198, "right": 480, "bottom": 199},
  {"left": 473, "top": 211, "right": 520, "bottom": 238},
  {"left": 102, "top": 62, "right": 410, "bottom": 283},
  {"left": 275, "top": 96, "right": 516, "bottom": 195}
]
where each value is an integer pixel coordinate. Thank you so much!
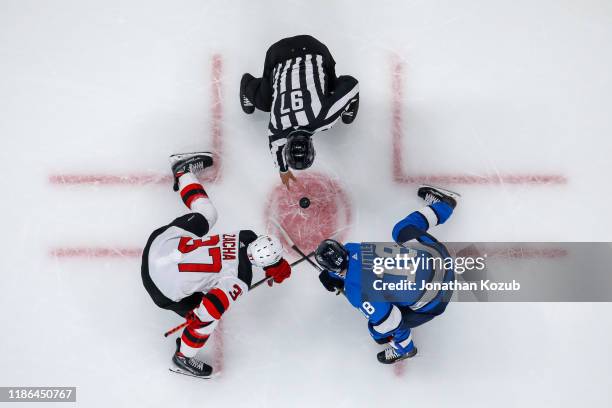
[
  {"left": 209, "top": 53, "right": 223, "bottom": 182},
  {"left": 390, "top": 56, "right": 567, "bottom": 185},
  {"left": 393, "top": 361, "right": 407, "bottom": 377},
  {"left": 394, "top": 174, "right": 567, "bottom": 185},
  {"left": 49, "top": 54, "right": 224, "bottom": 186},
  {"left": 48, "top": 174, "right": 173, "bottom": 186},
  {"left": 213, "top": 320, "right": 224, "bottom": 375},
  {"left": 50, "top": 247, "right": 142, "bottom": 258},
  {"left": 48, "top": 245, "right": 568, "bottom": 260}
]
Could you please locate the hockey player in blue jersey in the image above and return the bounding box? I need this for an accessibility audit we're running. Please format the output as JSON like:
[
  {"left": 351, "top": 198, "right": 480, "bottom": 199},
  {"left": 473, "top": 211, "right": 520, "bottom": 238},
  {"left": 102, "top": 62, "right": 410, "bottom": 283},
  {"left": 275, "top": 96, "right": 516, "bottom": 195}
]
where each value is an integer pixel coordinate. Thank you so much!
[{"left": 315, "top": 185, "right": 460, "bottom": 364}]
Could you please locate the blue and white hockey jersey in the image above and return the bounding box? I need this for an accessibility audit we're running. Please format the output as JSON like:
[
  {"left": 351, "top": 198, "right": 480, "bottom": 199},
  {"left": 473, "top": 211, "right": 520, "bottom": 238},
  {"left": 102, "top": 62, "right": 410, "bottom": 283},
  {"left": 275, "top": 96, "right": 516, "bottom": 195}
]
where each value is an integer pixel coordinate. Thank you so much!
[{"left": 322, "top": 201, "right": 455, "bottom": 354}]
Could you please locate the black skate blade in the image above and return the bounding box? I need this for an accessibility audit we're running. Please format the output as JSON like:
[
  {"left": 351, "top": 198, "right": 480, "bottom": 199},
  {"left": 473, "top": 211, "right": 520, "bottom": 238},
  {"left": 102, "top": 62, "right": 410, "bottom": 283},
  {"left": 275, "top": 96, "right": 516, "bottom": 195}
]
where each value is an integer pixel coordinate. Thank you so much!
[
  {"left": 419, "top": 184, "right": 461, "bottom": 198},
  {"left": 169, "top": 151, "right": 214, "bottom": 164},
  {"left": 168, "top": 366, "right": 216, "bottom": 379},
  {"left": 378, "top": 347, "right": 418, "bottom": 364},
  {"left": 394, "top": 351, "right": 418, "bottom": 363}
]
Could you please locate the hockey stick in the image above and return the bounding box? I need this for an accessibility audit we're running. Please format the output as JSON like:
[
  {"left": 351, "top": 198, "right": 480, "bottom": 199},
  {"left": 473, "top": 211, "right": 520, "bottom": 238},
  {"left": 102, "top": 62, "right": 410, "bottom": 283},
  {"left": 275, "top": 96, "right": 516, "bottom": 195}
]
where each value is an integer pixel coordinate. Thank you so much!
[
  {"left": 249, "top": 251, "right": 315, "bottom": 290},
  {"left": 164, "top": 321, "right": 189, "bottom": 338},
  {"left": 163, "top": 252, "right": 315, "bottom": 338},
  {"left": 269, "top": 218, "right": 346, "bottom": 296},
  {"left": 250, "top": 222, "right": 352, "bottom": 289},
  {"left": 164, "top": 220, "right": 346, "bottom": 337},
  {"left": 163, "top": 252, "right": 314, "bottom": 337},
  {"left": 270, "top": 218, "right": 324, "bottom": 272}
]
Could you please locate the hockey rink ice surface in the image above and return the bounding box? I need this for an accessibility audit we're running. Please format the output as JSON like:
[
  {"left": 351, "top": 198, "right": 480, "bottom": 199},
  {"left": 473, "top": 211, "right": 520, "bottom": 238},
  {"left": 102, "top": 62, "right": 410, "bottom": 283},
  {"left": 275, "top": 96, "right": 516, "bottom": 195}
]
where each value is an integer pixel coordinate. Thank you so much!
[{"left": 2, "top": 0, "right": 612, "bottom": 407}]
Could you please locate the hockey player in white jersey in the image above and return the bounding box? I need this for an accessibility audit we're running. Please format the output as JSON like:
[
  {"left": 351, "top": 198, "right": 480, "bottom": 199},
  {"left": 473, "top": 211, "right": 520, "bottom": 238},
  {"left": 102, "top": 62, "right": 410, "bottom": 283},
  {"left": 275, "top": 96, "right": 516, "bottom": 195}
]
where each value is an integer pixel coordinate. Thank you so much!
[{"left": 141, "top": 153, "right": 292, "bottom": 378}]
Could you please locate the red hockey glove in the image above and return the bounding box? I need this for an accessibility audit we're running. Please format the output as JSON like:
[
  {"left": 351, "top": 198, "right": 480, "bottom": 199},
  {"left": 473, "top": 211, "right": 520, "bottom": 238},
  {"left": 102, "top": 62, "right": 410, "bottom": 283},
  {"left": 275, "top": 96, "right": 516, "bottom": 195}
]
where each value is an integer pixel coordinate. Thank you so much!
[{"left": 264, "top": 258, "right": 291, "bottom": 284}]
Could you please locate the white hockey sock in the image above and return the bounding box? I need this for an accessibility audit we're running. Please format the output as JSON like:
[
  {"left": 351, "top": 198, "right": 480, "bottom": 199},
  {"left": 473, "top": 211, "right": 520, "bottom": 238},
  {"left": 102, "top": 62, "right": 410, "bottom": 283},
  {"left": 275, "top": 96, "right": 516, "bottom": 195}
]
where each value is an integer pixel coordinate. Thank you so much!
[{"left": 177, "top": 173, "right": 218, "bottom": 226}]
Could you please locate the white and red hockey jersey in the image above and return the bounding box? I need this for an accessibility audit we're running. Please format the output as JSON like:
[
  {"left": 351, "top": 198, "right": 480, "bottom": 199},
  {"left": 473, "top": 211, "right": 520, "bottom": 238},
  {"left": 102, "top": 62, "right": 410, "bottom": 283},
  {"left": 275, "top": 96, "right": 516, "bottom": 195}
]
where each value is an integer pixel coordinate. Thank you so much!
[{"left": 141, "top": 213, "right": 265, "bottom": 314}]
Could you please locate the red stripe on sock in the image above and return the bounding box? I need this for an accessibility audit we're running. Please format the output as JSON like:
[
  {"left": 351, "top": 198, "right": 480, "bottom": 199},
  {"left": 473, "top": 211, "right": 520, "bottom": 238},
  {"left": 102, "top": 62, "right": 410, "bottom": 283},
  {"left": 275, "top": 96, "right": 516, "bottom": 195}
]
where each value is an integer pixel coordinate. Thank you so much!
[
  {"left": 185, "top": 193, "right": 206, "bottom": 209},
  {"left": 209, "top": 288, "right": 230, "bottom": 310},
  {"left": 187, "top": 327, "right": 210, "bottom": 341},
  {"left": 180, "top": 183, "right": 206, "bottom": 198},
  {"left": 181, "top": 333, "right": 205, "bottom": 349},
  {"left": 202, "top": 298, "right": 222, "bottom": 320}
]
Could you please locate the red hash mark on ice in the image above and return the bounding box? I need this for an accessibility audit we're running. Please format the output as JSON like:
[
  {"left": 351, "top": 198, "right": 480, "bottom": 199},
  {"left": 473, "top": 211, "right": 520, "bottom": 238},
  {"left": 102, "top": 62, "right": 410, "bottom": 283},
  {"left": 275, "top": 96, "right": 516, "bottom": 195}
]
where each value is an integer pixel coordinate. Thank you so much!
[
  {"left": 212, "top": 320, "right": 224, "bottom": 375},
  {"left": 390, "top": 56, "right": 567, "bottom": 185},
  {"left": 49, "top": 174, "right": 173, "bottom": 186},
  {"left": 49, "top": 54, "right": 224, "bottom": 186},
  {"left": 49, "top": 245, "right": 568, "bottom": 260},
  {"left": 50, "top": 247, "right": 142, "bottom": 258}
]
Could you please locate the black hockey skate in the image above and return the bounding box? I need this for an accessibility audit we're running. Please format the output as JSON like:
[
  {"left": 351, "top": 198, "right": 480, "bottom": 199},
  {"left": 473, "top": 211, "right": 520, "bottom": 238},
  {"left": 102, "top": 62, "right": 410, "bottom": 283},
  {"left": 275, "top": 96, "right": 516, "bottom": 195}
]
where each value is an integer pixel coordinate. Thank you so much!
[
  {"left": 377, "top": 346, "right": 418, "bottom": 364},
  {"left": 417, "top": 185, "right": 461, "bottom": 209},
  {"left": 169, "top": 152, "right": 213, "bottom": 191},
  {"left": 240, "top": 73, "right": 255, "bottom": 114},
  {"left": 341, "top": 96, "right": 359, "bottom": 124},
  {"left": 170, "top": 338, "right": 213, "bottom": 378}
]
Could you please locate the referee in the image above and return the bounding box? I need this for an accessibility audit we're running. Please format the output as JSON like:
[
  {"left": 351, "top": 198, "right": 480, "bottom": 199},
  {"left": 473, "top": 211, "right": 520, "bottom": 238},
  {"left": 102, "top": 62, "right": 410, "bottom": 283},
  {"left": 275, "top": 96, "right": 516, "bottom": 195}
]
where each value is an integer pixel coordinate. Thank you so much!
[{"left": 240, "top": 35, "right": 359, "bottom": 189}]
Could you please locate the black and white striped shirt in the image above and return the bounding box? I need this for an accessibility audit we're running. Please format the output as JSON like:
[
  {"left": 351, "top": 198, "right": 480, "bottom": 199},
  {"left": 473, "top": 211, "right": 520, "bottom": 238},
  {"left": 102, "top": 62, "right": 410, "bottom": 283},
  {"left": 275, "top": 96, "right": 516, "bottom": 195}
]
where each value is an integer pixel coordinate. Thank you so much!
[{"left": 267, "top": 54, "right": 359, "bottom": 172}]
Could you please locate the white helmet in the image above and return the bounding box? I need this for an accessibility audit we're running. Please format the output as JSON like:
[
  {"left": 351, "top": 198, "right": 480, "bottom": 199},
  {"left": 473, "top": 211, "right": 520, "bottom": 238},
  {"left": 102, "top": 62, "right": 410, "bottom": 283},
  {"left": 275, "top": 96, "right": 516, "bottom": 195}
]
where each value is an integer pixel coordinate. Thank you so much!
[{"left": 247, "top": 235, "right": 283, "bottom": 267}]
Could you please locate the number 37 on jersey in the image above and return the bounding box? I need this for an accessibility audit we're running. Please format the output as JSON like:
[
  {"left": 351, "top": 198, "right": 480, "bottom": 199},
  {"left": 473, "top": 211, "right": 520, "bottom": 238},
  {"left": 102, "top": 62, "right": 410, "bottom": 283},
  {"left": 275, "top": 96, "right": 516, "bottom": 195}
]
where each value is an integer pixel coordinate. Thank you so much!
[{"left": 176, "top": 234, "right": 238, "bottom": 274}]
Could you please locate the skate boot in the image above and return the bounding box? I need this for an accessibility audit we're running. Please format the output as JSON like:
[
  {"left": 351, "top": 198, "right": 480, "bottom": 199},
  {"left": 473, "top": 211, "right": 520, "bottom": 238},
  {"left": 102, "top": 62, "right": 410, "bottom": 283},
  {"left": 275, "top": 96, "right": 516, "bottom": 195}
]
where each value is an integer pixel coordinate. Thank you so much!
[
  {"left": 377, "top": 346, "right": 418, "bottom": 364},
  {"left": 171, "top": 337, "right": 213, "bottom": 378},
  {"left": 240, "top": 73, "right": 255, "bottom": 114},
  {"left": 169, "top": 152, "right": 213, "bottom": 191},
  {"left": 417, "top": 185, "right": 461, "bottom": 209},
  {"left": 341, "top": 95, "right": 359, "bottom": 124}
]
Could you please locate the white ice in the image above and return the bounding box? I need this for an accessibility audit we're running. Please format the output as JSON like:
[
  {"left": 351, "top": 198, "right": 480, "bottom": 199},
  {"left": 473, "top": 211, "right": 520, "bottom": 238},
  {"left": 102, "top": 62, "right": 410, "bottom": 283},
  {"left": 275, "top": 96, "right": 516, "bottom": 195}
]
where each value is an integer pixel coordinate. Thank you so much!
[{"left": 1, "top": 0, "right": 612, "bottom": 407}]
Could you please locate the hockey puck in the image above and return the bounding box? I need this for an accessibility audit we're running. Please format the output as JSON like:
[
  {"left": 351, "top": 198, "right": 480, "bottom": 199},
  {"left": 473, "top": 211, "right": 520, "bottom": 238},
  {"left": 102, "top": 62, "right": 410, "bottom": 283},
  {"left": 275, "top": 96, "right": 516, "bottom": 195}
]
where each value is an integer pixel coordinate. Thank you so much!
[{"left": 299, "top": 197, "right": 311, "bottom": 209}]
